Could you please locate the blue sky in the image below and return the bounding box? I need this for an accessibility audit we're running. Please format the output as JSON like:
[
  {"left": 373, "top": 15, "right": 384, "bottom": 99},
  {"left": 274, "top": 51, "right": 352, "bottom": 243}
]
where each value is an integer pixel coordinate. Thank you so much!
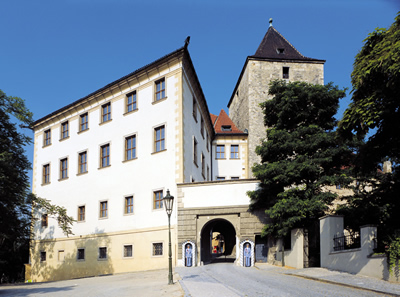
[{"left": 0, "top": 0, "right": 398, "bottom": 184}]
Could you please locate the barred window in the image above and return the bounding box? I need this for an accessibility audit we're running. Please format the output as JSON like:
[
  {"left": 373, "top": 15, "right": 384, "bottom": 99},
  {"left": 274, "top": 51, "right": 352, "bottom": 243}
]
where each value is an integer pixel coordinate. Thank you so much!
[
  {"left": 152, "top": 242, "right": 163, "bottom": 256},
  {"left": 124, "top": 245, "right": 133, "bottom": 257},
  {"left": 99, "top": 247, "right": 107, "bottom": 259}
]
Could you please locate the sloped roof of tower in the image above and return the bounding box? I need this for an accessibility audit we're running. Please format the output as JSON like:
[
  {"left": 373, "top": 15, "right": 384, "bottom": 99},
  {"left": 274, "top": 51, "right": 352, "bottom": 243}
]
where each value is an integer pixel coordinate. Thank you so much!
[
  {"left": 227, "top": 20, "right": 325, "bottom": 108},
  {"left": 251, "top": 23, "right": 324, "bottom": 62},
  {"left": 213, "top": 109, "right": 246, "bottom": 135}
]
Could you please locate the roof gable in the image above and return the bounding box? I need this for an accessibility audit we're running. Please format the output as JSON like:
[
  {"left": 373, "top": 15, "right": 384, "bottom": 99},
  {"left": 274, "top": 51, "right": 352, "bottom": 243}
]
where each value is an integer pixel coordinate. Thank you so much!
[
  {"left": 251, "top": 25, "right": 323, "bottom": 62},
  {"left": 213, "top": 109, "right": 245, "bottom": 134}
]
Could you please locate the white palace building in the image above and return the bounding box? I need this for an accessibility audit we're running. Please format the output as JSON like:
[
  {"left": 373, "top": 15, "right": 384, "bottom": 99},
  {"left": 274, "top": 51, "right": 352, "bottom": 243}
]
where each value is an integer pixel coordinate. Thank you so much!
[{"left": 29, "top": 21, "right": 324, "bottom": 282}]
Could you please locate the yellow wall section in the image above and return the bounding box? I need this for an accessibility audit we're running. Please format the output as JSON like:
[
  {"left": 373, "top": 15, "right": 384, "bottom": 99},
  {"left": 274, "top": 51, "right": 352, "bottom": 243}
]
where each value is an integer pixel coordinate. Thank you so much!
[{"left": 30, "top": 227, "right": 176, "bottom": 282}]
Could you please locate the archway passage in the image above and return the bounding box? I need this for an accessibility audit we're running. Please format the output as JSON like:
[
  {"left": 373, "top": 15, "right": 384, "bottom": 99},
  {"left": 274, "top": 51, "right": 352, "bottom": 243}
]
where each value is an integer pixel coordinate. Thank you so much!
[{"left": 200, "top": 219, "right": 236, "bottom": 264}]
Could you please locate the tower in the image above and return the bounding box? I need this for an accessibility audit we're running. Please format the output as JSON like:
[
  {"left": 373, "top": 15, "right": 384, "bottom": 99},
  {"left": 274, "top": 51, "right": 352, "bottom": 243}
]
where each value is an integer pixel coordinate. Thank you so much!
[{"left": 228, "top": 19, "right": 325, "bottom": 174}]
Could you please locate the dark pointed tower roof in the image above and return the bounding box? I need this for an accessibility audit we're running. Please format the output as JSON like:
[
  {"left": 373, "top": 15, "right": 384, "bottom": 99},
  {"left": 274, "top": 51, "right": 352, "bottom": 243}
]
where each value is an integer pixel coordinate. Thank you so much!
[{"left": 251, "top": 19, "right": 323, "bottom": 61}]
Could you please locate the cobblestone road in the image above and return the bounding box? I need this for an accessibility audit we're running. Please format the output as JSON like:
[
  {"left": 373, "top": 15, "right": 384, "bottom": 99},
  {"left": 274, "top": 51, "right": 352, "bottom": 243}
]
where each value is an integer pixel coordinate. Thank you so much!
[{"left": 176, "top": 263, "right": 394, "bottom": 297}]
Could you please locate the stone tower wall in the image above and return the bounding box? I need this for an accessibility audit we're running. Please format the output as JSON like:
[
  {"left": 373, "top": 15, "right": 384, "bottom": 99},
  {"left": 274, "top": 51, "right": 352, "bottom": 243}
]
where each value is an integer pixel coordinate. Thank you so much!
[{"left": 229, "top": 59, "right": 324, "bottom": 176}]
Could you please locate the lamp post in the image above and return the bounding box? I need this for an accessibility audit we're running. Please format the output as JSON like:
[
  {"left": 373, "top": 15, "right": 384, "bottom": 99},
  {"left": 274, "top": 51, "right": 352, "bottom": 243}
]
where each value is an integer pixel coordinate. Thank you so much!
[{"left": 163, "top": 189, "right": 174, "bottom": 285}]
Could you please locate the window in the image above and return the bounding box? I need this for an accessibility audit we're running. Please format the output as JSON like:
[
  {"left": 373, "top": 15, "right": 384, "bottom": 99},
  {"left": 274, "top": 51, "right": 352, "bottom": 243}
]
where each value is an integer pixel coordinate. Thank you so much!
[
  {"left": 230, "top": 145, "right": 239, "bottom": 159},
  {"left": 201, "top": 117, "right": 204, "bottom": 137},
  {"left": 77, "top": 248, "right": 85, "bottom": 260},
  {"left": 155, "top": 78, "right": 165, "bottom": 101},
  {"left": 153, "top": 190, "right": 163, "bottom": 210},
  {"left": 193, "top": 137, "right": 198, "bottom": 166},
  {"left": 152, "top": 242, "right": 163, "bottom": 256},
  {"left": 40, "top": 251, "right": 46, "bottom": 262},
  {"left": 99, "top": 247, "right": 107, "bottom": 259},
  {"left": 44, "top": 129, "right": 51, "bottom": 146},
  {"left": 125, "top": 196, "right": 134, "bottom": 214},
  {"left": 231, "top": 176, "right": 240, "bottom": 180},
  {"left": 206, "top": 133, "right": 209, "bottom": 151},
  {"left": 125, "top": 135, "right": 136, "bottom": 160},
  {"left": 61, "top": 121, "right": 69, "bottom": 139},
  {"left": 80, "top": 113, "right": 88, "bottom": 132},
  {"left": 101, "top": 102, "right": 111, "bottom": 123},
  {"left": 277, "top": 48, "right": 285, "bottom": 54},
  {"left": 41, "top": 214, "right": 48, "bottom": 228},
  {"left": 201, "top": 153, "right": 205, "bottom": 178},
  {"left": 216, "top": 145, "right": 225, "bottom": 159},
  {"left": 126, "top": 91, "right": 137, "bottom": 113},
  {"left": 192, "top": 97, "right": 197, "bottom": 121},
  {"left": 221, "top": 125, "right": 232, "bottom": 131},
  {"left": 58, "top": 250, "right": 65, "bottom": 262},
  {"left": 283, "top": 67, "right": 289, "bottom": 79},
  {"left": 78, "top": 206, "right": 85, "bottom": 221},
  {"left": 100, "top": 201, "right": 108, "bottom": 218},
  {"left": 43, "top": 164, "right": 50, "bottom": 184},
  {"left": 100, "top": 144, "right": 110, "bottom": 167},
  {"left": 216, "top": 176, "right": 225, "bottom": 181},
  {"left": 154, "top": 126, "right": 165, "bottom": 152},
  {"left": 207, "top": 165, "right": 210, "bottom": 181},
  {"left": 60, "top": 158, "right": 68, "bottom": 179},
  {"left": 124, "top": 245, "right": 133, "bottom": 257},
  {"left": 78, "top": 151, "right": 87, "bottom": 174}
]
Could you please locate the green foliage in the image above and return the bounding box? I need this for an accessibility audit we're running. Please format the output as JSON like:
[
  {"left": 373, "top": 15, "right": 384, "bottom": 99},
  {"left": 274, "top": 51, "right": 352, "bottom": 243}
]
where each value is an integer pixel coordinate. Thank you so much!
[
  {"left": 0, "top": 90, "right": 33, "bottom": 282},
  {"left": 0, "top": 90, "right": 74, "bottom": 282},
  {"left": 339, "top": 12, "right": 400, "bottom": 172},
  {"left": 386, "top": 237, "right": 400, "bottom": 276},
  {"left": 337, "top": 12, "right": 400, "bottom": 274},
  {"left": 32, "top": 195, "right": 75, "bottom": 237},
  {"left": 248, "top": 80, "right": 352, "bottom": 238}
]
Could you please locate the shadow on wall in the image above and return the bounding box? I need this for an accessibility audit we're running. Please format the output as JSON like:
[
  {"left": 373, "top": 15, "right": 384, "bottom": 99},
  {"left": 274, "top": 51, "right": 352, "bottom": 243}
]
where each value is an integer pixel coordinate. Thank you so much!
[{"left": 31, "top": 228, "right": 114, "bottom": 282}]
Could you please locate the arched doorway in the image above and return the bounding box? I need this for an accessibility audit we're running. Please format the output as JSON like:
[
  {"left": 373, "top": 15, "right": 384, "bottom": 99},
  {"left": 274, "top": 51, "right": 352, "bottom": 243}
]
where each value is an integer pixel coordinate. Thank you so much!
[{"left": 200, "top": 219, "right": 236, "bottom": 264}]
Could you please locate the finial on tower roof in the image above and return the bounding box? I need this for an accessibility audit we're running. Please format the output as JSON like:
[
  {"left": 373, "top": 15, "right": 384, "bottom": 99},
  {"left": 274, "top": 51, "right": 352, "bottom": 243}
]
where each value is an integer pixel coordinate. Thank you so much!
[{"left": 269, "top": 18, "right": 273, "bottom": 27}]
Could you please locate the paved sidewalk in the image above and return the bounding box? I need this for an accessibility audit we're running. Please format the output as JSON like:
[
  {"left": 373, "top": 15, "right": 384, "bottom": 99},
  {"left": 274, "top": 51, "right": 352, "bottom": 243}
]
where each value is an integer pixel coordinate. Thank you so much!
[
  {"left": 0, "top": 269, "right": 184, "bottom": 297},
  {"left": 256, "top": 263, "right": 400, "bottom": 296}
]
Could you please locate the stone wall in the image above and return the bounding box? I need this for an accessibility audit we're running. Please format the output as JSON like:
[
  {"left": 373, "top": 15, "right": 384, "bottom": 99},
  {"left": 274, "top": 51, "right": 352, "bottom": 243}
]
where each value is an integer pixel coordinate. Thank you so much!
[{"left": 229, "top": 59, "right": 324, "bottom": 177}]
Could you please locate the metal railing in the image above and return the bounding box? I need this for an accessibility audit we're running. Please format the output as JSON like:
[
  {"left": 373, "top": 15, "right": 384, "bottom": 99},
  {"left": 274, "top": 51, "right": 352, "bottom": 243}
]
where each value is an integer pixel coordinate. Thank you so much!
[{"left": 333, "top": 232, "right": 360, "bottom": 251}]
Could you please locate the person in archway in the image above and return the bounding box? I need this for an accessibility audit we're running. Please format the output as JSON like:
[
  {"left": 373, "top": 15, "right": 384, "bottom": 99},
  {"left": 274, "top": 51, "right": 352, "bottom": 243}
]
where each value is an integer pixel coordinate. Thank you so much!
[
  {"left": 185, "top": 244, "right": 192, "bottom": 267},
  {"left": 244, "top": 243, "right": 251, "bottom": 267}
]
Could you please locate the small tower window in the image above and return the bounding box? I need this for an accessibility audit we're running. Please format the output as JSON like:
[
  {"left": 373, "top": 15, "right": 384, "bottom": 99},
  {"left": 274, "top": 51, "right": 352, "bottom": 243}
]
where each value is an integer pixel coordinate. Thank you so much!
[
  {"left": 283, "top": 67, "right": 289, "bottom": 79},
  {"left": 277, "top": 48, "right": 285, "bottom": 54},
  {"left": 221, "top": 125, "right": 232, "bottom": 131}
]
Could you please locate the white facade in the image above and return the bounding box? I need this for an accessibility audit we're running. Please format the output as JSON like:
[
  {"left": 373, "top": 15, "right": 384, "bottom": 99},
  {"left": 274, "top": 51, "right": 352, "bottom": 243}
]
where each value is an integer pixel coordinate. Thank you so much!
[
  {"left": 212, "top": 137, "right": 248, "bottom": 180},
  {"left": 30, "top": 47, "right": 219, "bottom": 281}
]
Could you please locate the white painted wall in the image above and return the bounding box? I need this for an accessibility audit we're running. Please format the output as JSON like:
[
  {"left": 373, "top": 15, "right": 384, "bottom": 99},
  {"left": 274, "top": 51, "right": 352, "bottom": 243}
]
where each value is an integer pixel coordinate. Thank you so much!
[
  {"left": 212, "top": 138, "right": 247, "bottom": 180},
  {"left": 179, "top": 180, "right": 258, "bottom": 208},
  {"left": 320, "top": 215, "right": 398, "bottom": 282},
  {"left": 284, "top": 228, "right": 304, "bottom": 269},
  {"left": 182, "top": 73, "right": 212, "bottom": 183},
  {"left": 33, "top": 63, "right": 181, "bottom": 240}
]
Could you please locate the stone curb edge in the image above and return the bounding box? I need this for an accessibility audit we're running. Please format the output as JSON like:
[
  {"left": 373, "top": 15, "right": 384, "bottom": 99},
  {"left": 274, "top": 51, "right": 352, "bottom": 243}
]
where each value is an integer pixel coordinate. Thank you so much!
[{"left": 285, "top": 273, "right": 400, "bottom": 297}]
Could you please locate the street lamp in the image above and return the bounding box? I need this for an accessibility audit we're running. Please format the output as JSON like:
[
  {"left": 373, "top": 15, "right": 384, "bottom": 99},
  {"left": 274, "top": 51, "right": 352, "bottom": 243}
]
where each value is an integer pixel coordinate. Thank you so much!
[{"left": 163, "top": 189, "right": 174, "bottom": 285}]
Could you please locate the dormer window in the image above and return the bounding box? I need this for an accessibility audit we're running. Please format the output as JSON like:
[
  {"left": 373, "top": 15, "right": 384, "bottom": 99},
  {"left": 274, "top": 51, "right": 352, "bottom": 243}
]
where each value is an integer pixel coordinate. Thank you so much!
[
  {"left": 221, "top": 125, "right": 232, "bottom": 131},
  {"left": 277, "top": 48, "right": 285, "bottom": 54}
]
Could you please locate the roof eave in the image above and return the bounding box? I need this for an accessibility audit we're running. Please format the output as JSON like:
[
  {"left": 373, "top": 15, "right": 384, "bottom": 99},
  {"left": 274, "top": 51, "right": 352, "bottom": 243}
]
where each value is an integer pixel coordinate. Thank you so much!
[{"left": 32, "top": 46, "right": 187, "bottom": 129}]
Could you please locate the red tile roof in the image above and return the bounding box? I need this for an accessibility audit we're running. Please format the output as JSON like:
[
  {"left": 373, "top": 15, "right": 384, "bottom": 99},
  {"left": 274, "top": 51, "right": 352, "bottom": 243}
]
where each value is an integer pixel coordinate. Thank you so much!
[
  {"left": 210, "top": 113, "right": 218, "bottom": 126},
  {"left": 212, "top": 109, "right": 245, "bottom": 134}
]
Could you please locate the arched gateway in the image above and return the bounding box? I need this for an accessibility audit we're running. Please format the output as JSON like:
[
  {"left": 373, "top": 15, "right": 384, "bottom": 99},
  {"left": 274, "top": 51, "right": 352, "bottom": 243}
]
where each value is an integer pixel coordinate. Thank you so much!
[
  {"left": 200, "top": 219, "right": 236, "bottom": 263},
  {"left": 176, "top": 181, "right": 266, "bottom": 267}
]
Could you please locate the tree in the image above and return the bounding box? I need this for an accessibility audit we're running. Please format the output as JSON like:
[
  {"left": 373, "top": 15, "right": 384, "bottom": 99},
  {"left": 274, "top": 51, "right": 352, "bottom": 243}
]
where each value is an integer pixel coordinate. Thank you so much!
[
  {"left": 339, "top": 12, "right": 400, "bottom": 171},
  {"left": 248, "top": 80, "right": 352, "bottom": 240},
  {"left": 337, "top": 13, "right": 400, "bottom": 265},
  {"left": 0, "top": 90, "right": 74, "bottom": 283}
]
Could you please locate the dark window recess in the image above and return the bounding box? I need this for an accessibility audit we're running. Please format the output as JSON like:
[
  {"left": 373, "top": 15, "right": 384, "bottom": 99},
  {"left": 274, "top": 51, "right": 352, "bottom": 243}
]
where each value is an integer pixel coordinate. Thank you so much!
[
  {"left": 221, "top": 125, "right": 232, "bottom": 131},
  {"left": 277, "top": 48, "right": 285, "bottom": 54},
  {"left": 283, "top": 67, "right": 289, "bottom": 79}
]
